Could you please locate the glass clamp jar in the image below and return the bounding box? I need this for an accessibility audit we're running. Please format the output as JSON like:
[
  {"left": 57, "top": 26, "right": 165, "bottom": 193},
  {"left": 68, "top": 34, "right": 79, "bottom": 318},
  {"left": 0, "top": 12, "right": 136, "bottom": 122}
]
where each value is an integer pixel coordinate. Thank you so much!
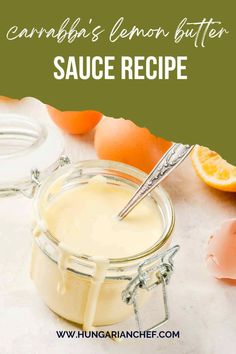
[
  {"left": 0, "top": 113, "right": 178, "bottom": 331},
  {"left": 31, "top": 160, "right": 177, "bottom": 331}
]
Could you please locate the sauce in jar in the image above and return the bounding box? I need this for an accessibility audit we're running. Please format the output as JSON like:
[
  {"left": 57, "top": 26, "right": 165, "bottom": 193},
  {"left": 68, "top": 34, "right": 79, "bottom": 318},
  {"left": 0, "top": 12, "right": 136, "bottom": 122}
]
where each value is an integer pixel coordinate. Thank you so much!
[{"left": 31, "top": 161, "right": 174, "bottom": 330}]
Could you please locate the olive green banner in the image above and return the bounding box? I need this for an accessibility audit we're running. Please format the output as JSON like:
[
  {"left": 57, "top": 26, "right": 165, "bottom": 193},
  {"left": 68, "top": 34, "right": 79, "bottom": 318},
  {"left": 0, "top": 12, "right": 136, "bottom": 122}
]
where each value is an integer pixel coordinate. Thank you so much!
[{"left": 0, "top": 0, "right": 235, "bottom": 163}]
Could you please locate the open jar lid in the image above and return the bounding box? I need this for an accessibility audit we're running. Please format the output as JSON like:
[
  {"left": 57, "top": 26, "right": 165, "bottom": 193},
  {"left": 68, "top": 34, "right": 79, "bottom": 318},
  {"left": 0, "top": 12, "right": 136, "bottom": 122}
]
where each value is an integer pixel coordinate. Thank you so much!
[{"left": 0, "top": 113, "right": 64, "bottom": 196}]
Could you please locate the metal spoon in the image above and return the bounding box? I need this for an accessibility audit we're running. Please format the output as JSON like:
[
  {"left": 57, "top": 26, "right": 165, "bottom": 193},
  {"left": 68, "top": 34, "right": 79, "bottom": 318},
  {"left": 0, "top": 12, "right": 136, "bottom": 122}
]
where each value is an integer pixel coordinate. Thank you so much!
[{"left": 117, "top": 143, "right": 194, "bottom": 220}]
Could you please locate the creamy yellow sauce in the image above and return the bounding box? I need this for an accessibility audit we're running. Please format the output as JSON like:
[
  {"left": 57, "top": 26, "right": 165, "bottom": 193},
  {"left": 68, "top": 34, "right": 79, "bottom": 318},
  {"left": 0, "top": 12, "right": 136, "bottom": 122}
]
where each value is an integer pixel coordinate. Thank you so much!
[
  {"left": 32, "top": 176, "right": 164, "bottom": 330},
  {"left": 43, "top": 176, "right": 163, "bottom": 259}
]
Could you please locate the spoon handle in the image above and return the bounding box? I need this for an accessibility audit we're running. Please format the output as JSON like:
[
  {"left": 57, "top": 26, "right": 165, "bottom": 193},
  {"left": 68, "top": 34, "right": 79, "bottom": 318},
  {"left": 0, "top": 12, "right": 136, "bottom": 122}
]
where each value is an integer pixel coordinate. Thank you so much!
[{"left": 117, "top": 143, "right": 194, "bottom": 220}]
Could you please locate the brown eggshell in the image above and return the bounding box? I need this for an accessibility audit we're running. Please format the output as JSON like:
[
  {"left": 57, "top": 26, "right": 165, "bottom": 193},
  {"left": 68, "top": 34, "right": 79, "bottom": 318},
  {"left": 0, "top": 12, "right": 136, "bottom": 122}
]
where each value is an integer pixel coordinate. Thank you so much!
[{"left": 206, "top": 219, "right": 236, "bottom": 280}]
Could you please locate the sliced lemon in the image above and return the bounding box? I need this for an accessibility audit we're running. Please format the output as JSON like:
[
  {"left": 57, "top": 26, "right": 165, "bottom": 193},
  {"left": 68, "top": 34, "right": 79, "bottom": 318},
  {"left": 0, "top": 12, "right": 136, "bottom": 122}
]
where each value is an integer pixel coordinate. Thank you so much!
[{"left": 191, "top": 145, "right": 236, "bottom": 192}]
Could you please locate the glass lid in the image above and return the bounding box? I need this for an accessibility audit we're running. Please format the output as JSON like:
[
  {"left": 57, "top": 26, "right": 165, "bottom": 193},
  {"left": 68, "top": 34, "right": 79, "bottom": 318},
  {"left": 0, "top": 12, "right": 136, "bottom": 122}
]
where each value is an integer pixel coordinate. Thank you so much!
[{"left": 0, "top": 113, "right": 64, "bottom": 196}]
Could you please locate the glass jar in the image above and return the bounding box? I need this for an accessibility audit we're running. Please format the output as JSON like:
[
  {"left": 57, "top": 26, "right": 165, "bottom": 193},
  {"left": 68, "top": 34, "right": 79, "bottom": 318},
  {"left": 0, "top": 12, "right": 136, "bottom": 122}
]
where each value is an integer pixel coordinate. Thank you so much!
[
  {"left": 0, "top": 113, "right": 178, "bottom": 331},
  {"left": 31, "top": 160, "right": 177, "bottom": 331}
]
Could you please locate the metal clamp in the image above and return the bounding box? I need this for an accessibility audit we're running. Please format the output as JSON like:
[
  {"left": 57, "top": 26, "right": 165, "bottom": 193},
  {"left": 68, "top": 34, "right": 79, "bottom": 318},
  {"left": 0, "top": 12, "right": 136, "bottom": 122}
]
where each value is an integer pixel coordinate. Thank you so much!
[
  {"left": 58, "top": 155, "right": 71, "bottom": 167},
  {"left": 20, "top": 155, "right": 71, "bottom": 198},
  {"left": 122, "top": 245, "right": 179, "bottom": 331}
]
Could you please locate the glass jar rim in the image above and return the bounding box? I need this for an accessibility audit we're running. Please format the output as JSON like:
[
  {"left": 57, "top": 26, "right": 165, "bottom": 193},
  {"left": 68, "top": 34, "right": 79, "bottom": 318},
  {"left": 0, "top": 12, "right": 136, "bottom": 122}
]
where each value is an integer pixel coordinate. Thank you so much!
[
  {"left": 0, "top": 113, "right": 64, "bottom": 196},
  {"left": 33, "top": 159, "right": 175, "bottom": 266}
]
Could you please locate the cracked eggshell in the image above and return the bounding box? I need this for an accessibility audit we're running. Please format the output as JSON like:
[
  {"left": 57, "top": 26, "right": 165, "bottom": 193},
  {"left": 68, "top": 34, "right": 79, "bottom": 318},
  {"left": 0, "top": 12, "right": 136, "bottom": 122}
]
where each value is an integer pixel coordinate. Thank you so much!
[
  {"left": 94, "top": 117, "right": 172, "bottom": 173},
  {"left": 206, "top": 219, "right": 236, "bottom": 280}
]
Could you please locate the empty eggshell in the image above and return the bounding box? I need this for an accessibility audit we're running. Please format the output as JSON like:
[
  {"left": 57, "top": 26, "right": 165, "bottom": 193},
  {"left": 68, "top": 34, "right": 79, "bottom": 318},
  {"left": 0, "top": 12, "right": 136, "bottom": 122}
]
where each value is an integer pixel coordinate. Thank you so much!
[
  {"left": 47, "top": 105, "right": 102, "bottom": 135},
  {"left": 94, "top": 117, "right": 172, "bottom": 173},
  {"left": 206, "top": 219, "right": 236, "bottom": 280}
]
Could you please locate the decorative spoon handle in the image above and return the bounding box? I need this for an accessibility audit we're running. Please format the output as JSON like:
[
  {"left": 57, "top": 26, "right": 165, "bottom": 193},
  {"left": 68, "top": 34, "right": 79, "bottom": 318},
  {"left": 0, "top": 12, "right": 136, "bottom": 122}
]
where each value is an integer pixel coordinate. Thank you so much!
[{"left": 117, "top": 143, "right": 194, "bottom": 220}]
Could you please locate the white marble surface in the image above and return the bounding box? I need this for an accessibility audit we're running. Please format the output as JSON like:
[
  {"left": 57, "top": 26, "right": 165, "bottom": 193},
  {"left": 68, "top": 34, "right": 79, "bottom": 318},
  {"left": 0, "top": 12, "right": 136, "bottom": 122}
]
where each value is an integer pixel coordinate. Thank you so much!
[{"left": 0, "top": 99, "right": 236, "bottom": 354}]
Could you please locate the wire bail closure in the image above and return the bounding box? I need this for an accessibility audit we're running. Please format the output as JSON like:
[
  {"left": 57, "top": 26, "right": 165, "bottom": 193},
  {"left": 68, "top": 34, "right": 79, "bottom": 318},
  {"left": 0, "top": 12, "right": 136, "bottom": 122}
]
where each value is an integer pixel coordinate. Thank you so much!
[
  {"left": 20, "top": 155, "right": 71, "bottom": 198},
  {"left": 122, "top": 245, "right": 179, "bottom": 331}
]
